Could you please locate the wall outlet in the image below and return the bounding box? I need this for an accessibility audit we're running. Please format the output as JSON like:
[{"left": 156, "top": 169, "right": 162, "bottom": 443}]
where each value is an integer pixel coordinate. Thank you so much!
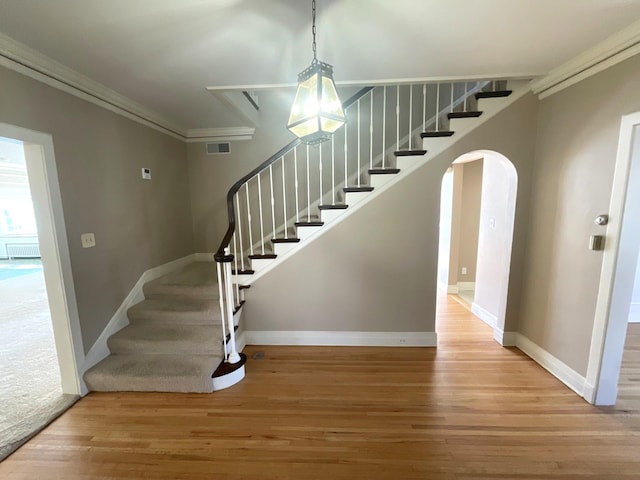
[
  {"left": 461, "top": 267, "right": 467, "bottom": 275},
  {"left": 141, "top": 167, "right": 151, "bottom": 180},
  {"left": 81, "top": 233, "right": 96, "bottom": 248}
]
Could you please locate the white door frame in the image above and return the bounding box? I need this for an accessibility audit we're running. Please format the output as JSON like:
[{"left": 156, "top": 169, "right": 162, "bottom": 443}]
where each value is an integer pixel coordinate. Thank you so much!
[
  {"left": 0, "top": 123, "right": 85, "bottom": 395},
  {"left": 585, "top": 111, "right": 640, "bottom": 405}
]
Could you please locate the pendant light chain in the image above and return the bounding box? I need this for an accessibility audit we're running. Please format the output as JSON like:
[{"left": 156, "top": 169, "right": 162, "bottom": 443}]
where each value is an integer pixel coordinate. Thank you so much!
[{"left": 311, "top": 0, "right": 317, "bottom": 63}]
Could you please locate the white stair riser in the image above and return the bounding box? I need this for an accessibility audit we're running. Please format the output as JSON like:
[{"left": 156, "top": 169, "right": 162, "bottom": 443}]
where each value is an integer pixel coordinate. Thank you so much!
[
  {"left": 396, "top": 156, "right": 422, "bottom": 170},
  {"left": 250, "top": 258, "right": 274, "bottom": 271},
  {"left": 447, "top": 116, "right": 480, "bottom": 134},
  {"left": 297, "top": 225, "right": 323, "bottom": 241},
  {"left": 232, "top": 274, "right": 254, "bottom": 285},
  {"left": 344, "top": 191, "right": 372, "bottom": 206},
  {"left": 320, "top": 209, "right": 346, "bottom": 223},
  {"left": 370, "top": 174, "right": 396, "bottom": 189},
  {"left": 273, "top": 242, "right": 299, "bottom": 256},
  {"left": 212, "top": 365, "right": 245, "bottom": 391}
]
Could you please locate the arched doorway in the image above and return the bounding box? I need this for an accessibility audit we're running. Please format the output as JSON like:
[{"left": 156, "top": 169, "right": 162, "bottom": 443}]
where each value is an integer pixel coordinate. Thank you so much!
[{"left": 437, "top": 150, "right": 518, "bottom": 344}]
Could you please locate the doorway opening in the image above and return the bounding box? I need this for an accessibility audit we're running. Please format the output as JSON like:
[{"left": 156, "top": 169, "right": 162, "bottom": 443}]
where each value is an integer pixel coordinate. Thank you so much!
[
  {"left": 436, "top": 150, "right": 518, "bottom": 344},
  {"left": 587, "top": 113, "right": 640, "bottom": 405},
  {"left": 0, "top": 124, "right": 84, "bottom": 458}
]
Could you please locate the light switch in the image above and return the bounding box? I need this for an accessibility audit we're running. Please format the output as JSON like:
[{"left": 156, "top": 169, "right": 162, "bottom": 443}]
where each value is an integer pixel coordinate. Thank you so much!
[
  {"left": 81, "top": 233, "right": 96, "bottom": 248},
  {"left": 141, "top": 167, "right": 151, "bottom": 180}
]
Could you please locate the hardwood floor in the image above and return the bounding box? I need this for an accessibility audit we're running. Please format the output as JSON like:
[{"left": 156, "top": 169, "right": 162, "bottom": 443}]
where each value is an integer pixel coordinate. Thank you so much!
[{"left": 1, "top": 295, "right": 639, "bottom": 479}]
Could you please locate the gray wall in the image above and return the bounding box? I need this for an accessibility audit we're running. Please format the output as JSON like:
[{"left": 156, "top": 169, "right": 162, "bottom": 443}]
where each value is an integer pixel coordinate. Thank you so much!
[
  {"left": 456, "top": 160, "right": 483, "bottom": 284},
  {"left": 243, "top": 94, "right": 538, "bottom": 333},
  {"left": 474, "top": 153, "right": 518, "bottom": 325},
  {"left": 518, "top": 54, "right": 640, "bottom": 375},
  {"left": 0, "top": 66, "right": 195, "bottom": 352}
]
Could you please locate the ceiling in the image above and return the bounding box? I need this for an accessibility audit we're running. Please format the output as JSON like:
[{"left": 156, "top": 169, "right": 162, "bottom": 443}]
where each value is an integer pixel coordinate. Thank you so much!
[{"left": 1, "top": 0, "right": 639, "bottom": 131}]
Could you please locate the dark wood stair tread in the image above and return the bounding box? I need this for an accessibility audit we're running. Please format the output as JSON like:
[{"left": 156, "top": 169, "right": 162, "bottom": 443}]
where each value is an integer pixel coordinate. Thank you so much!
[
  {"left": 248, "top": 254, "right": 277, "bottom": 259},
  {"left": 212, "top": 353, "right": 247, "bottom": 378},
  {"left": 448, "top": 111, "right": 483, "bottom": 119},
  {"left": 475, "top": 90, "right": 512, "bottom": 99},
  {"left": 319, "top": 204, "right": 348, "bottom": 210},
  {"left": 271, "top": 237, "right": 300, "bottom": 243},
  {"left": 421, "top": 131, "right": 455, "bottom": 138},
  {"left": 343, "top": 186, "right": 374, "bottom": 193},
  {"left": 394, "top": 150, "right": 427, "bottom": 157},
  {"left": 369, "top": 168, "right": 400, "bottom": 175},
  {"left": 232, "top": 268, "right": 254, "bottom": 275},
  {"left": 239, "top": 285, "right": 251, "bottom": 290},
  {"left": 295, "top": 221, "right": 324, "bottom": 227}
]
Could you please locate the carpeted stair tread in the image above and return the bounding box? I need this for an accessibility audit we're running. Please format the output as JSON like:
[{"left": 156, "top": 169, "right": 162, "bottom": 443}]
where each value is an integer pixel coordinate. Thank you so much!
[
  {"left": 143, "top": 262, "right": 218, "bottom": 300},
  {"left": 107, "top": 324, "right": 223, "bottom": 355},
  {"left": 84, "top": 354, "right": 222, "bottom": 393},
  {"left": 127, "top": 297, "right": 221, "bottom": 326}
]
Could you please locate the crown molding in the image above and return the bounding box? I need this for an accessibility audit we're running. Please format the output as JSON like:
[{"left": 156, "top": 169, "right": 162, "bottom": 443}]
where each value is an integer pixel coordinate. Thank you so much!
[
  {"left": 0, "top": 32, "right": 188, "bottom": 140},
  {"left": 531, "top": 19, "right": 640, "bottom": 99},
  {"left": 185, "top": 127, "right": 255, "bottom": 143}
]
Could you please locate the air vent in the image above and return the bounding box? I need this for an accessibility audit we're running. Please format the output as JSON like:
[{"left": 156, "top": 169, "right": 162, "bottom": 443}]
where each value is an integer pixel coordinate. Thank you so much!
[{"left": 206, "top": 142, "right": 231, "bottom": 155}]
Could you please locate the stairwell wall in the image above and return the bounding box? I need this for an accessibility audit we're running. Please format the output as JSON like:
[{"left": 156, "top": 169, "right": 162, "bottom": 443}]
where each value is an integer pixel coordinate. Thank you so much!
[
  {"left": 518, "top": 53, "right": 640, "bottom": 376},
  {"left": 0, "top": 65, "right": 195, "bottom": 353},
  {"left": 243, "top": 94, "right": 538, "bottom": 334}
]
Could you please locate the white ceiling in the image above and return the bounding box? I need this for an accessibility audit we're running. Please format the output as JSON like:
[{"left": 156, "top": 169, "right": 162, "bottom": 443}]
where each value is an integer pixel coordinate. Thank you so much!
[{"left": 1, "top": 0, "right": 639, "bottom": 131}]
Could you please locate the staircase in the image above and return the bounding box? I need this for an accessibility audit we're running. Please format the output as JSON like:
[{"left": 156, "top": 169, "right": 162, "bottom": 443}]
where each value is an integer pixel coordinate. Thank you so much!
[
  {"left": 84, "top": 262, "right": 246, "bottom": 393},
  {"left": 84, "top": 78, "right": 528, "bottom": 393}
]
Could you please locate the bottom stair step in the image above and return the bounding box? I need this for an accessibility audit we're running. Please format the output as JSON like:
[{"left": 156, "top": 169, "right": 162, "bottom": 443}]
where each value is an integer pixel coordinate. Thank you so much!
[{"left": 84, "top": 353, "right": 223, "bottom": 393}]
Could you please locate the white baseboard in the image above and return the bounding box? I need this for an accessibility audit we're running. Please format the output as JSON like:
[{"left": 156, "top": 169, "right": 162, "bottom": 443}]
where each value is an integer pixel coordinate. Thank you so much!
[
  {"left": 447, "top": 285, "right": 459, "bottom": 294},
  {"left": 457, "top": 282, "right": 475, "bottom": 292},
  {"left": 629, "top": 303, "right": 640, "bottom": 323},
  {"left": 80, "top": 253, "right": 198, "bottom": 380},
  {"left": 244, "top": 330, "right": 437, "bottom": 347},
  {"left": 471, "top": 302, "right": 497, "bottom": 329},
  {"left": 515, "top": 333, "right": 586, "bottom": 397},
  {"left": 493, "top": 327, "right": 518, "bottom": 347}
]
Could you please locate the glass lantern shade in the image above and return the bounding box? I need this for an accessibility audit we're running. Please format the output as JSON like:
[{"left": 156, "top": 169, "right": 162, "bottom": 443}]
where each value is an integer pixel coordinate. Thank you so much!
[{"left": 287, "top": 60, "right": 345, "bottom": 145}]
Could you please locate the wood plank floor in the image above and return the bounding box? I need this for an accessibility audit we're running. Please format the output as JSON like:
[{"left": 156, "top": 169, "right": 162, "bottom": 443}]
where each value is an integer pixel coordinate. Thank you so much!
[{"left": 1, "top": 295, "right": 639, "bottom": 479}]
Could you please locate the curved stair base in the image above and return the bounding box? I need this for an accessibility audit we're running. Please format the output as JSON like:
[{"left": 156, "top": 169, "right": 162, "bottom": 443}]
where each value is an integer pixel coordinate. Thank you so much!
[{"left": 212, "top": 353, "right": 247, "bottom": 391}]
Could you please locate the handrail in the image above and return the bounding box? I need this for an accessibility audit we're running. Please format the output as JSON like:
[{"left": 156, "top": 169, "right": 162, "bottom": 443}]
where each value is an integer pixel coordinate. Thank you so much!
[{"left": 214, "top": 86, "right": 375, "bottom": 262}]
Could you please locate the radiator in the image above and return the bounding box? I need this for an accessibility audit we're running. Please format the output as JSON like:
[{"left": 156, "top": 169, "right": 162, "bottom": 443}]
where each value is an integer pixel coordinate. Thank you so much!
[{"left": 6, "top": 243, "right": 41, "bottom": 259}]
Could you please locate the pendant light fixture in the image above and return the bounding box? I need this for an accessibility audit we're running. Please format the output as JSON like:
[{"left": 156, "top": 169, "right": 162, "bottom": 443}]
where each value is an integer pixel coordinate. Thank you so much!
[{"left": 287, "top": 0, "right": 345, "bottom": 145}]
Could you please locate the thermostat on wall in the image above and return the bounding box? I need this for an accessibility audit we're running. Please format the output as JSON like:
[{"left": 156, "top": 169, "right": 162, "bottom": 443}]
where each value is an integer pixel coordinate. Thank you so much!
[{"left": 141, "top": 168, "right": 151, "bottom": 180}]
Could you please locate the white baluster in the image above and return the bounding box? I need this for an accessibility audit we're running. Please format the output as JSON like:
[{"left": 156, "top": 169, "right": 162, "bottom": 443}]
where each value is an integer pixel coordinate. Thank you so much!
[
  {"left": 422, "top": 83, "right": 427, "bottom": 132},
  {"left": 319, "top": 143, "right": 323, "bottom": 204},
  {"left": 409, "top": 83, "right": 413, "bottom": 150},
  {"left": 464, "top": 82, "right": 468, "bottom": 112},
  {"left": 357, "top": 99, "right": 361, "bottom": 187},
  {"left": 331, "top": 136, "right": 336, "bottom": 205},
  {"left": 215, "top": 262, "right": 228, "bottom": 359},
  {"left": 232, "top": 232, "right": 239, "bottom": 306},
  {"left": 245, "top": 183, "right": 254, "bottom": 256},
  {"left": 396, "top": 84, "right": 400, "bottom": 152},
  {"left": 269, "top": 164, "right": 275, "bottom": 240},
  {"left": 382, "top": 85, "right": 387, "bottom": 168},
  {"left": 235, "top": 193, "right": 245, "bottom": 271},
  {"left": 281, "top": 156, "right": 287, "bottom": 239},
  {"left": 436, "top": 83, "right": 440, "bottom": 131},
  {"left": 306, "top": 145, "right": 310, "bottom": 222},
  {"left": 257, "top": 172, "right": 265, "bottom": 255},
  {"left": 369, "top": 91, "right": 373, "bottom": 171},
  {"left": 223, "top": 248, "right": 240, "bottom": 364},
  {"left": 450, "top": 82, "right": 454, "bottom": 114},
  {"left": 294, "top": 148, "right": 300, "bottom": 223},
  {"left": 344, "top": 119, "right": 348, "bottom": 187}
]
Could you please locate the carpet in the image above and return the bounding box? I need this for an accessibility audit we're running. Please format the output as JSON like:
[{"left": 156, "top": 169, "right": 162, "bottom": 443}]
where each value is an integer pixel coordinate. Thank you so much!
[{"left": 0, "top": 268, "right": 78, "bottom": 461}]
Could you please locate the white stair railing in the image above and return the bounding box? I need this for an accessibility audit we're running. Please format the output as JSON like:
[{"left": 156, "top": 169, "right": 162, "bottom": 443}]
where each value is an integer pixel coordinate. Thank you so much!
[{"left": 214, "top": 79, "right": 510, "bottom": 369}]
